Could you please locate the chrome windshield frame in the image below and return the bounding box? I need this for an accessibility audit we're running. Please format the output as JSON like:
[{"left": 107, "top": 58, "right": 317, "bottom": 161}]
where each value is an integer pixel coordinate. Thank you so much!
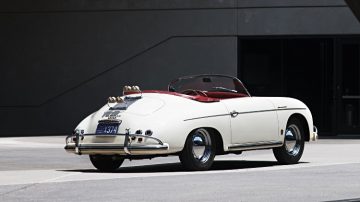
[{"left": 168, "top": 74, "right": 251, "bottom": 96}]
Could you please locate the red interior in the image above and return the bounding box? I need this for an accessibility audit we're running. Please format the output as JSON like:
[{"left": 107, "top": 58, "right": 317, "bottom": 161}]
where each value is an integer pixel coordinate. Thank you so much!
[{"left": 130, "top": 90, "right": 249, "bottom": 103}]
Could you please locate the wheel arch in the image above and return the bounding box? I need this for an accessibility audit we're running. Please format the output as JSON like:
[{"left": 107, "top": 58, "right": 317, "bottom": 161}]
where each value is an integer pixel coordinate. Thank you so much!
[
  {"left": 184, "top": 127, "right": 225, "bottom": 155},
  {"left": 205, "top": 127, "right": 225, "bottom": 155},
  {"left": 288, "top": 113, "right": 310, "bottom": 141}
]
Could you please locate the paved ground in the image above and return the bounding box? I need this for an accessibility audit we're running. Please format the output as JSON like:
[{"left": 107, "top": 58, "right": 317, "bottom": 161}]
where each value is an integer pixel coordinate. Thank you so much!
[{"left": 0, "top": 136, "right": 359, "bottom": 202}]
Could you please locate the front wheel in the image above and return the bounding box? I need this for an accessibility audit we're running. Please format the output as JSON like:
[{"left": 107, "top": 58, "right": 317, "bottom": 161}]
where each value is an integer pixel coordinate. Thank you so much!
[
  {"left": 89, "top": 155, "right": 124, "bottom": 172},
  {"left": 273, "top": 118, "right": 305, "bottom": 164},
  {"left": 179, "top": 128, "right": 216, "bottom": 171}
]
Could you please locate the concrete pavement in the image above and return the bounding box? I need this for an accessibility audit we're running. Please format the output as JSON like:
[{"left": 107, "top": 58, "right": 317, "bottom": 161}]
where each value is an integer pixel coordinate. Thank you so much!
[{"left": 0, "top": 136, "right": 360, "bottom": 201}]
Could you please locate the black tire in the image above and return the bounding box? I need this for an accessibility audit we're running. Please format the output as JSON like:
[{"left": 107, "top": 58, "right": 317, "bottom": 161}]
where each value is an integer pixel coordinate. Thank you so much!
[
  {"left": 273, "top": 118, "right": 305, "bottom": 164},
  {"left": 89, "top": 155, "right": 124, "bottom": 172},
  {"left": 179, "top": 128, "right": 216, "bottom": 171}
]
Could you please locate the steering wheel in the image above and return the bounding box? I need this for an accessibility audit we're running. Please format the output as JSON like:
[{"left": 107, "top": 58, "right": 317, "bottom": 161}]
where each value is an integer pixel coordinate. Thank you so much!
[{"left": 181, "top": 89, "right": 207, "bottom": 97}]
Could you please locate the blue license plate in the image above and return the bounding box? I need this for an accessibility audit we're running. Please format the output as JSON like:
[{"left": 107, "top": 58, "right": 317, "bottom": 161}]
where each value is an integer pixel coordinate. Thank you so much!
[{"left": 96, "top": 123, "right": 119, "bottom": 134}]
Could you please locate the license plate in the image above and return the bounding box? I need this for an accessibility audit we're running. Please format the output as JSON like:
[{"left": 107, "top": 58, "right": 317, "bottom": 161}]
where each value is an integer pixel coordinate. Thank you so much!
[{"left": 96, "top": 123, "right": 119, "bottom": 134}]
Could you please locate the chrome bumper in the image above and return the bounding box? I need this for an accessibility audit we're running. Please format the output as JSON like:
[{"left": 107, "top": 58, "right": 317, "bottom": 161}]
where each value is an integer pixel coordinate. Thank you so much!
[
  {"left": 64, "top": 144, "right": 169, "bottom": 155},
  {"left": 64, "top": 131, "right": 169, "bottom": 155},
  {"left": 310, "top": 126, "right": 318, "bottom": 141}
]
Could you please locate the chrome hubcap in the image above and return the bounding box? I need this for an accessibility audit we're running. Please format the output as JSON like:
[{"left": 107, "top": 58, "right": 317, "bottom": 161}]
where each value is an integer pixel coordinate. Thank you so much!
[
  {"left": 285, "top": 124, "right": 302, "bottom": 156},
  {"left": 191, "top": 128, "right": 212, "bottom": 163}
]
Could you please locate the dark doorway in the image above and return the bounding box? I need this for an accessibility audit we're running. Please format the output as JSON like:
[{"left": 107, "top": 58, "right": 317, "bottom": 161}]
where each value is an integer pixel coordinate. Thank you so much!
[
  {"left": 238, "top": 38, "right": 334, "bottom": 136},
  {"left": 238, "top": 39, "right": 283, "bottom": 96},
  {"left": 336, "top": 38, "right": 360, "bottom": 135}
]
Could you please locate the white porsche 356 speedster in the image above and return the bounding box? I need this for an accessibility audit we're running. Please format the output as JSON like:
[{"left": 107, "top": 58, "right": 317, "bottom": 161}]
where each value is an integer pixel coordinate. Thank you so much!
[{"left": 65, "top": 74, "right": 317, "bottom": 171}]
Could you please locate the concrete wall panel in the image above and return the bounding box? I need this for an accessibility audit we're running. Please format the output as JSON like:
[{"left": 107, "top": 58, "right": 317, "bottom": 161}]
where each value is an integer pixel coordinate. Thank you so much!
[
  {"left": 237, "top": 7, "right": 360, "bottom": 36},
  {"left": 0, "top": 36, "right": 237, "bottom": 135},
  {"left": 1, "top": 0, "right": 360, "bottom": 135}
]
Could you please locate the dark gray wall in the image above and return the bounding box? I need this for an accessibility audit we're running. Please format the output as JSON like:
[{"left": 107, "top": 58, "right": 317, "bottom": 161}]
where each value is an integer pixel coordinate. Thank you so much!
[{"left": 1, "top": 0, "right": 359, "bottom": 135}]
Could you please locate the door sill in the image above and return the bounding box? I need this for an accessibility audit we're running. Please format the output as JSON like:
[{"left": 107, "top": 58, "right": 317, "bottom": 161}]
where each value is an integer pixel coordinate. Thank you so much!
[{"left": 228, "top": 141, "right": 283, "bottom": 151}]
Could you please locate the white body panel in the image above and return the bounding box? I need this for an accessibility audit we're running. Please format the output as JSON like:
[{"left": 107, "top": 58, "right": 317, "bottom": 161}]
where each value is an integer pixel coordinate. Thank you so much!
[
  {"left": 221, "top": 97, "right": 279, "bottom": 144},
  {"left": 267, "top": 97, "right": 314, "bottom": 141}
]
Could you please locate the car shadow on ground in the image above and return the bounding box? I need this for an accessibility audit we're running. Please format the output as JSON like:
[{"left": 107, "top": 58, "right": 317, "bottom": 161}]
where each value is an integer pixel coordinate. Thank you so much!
[{"left": 59, "top": 160, "right": 308, "bottom": 173}]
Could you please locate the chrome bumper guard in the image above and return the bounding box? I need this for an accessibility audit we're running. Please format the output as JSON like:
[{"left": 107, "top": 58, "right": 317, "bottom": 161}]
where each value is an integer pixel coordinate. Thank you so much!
[
  {"left": 65, "top": 130, "right": 168, "bottom": 155},
  {"left": 311, "top": 125, "right": 318, "bottom": 141}
]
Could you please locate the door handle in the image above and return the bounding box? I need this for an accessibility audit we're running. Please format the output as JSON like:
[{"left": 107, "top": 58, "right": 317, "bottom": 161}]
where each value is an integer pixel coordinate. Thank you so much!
[{"left": 230, "top": 110, "right": 239, "bottom": 117}]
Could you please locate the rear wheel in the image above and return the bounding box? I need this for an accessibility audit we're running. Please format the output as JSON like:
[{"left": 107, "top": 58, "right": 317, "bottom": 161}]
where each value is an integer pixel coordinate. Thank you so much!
[
  {"left": 89, "top": 155, "right": 124, "bottom": 172},
  {"left": 273, "top": 118, "right": 305, "bottom": 164},
  {"left": 179, "top": 128, "right": 216, "bottom": 171}
]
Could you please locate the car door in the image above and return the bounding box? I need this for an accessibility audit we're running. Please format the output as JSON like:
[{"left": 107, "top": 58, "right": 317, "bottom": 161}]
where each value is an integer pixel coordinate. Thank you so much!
[{"left": 221, "top": 97, "right": 279, "bottom": 145}]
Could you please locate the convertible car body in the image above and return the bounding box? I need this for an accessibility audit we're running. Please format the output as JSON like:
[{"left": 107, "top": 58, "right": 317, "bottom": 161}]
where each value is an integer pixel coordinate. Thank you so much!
[{"left": 65, "top": 74, "right": 317, "bottom": 171}]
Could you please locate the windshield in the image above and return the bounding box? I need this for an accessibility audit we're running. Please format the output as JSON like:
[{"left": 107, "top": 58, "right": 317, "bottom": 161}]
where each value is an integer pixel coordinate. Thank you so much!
[{"left": 168, "top": 75, "right": 250, "bottom": 96}]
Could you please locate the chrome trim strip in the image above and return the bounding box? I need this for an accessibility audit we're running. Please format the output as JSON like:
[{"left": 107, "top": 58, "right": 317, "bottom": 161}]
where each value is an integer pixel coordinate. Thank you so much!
[
  {"left": 228, "top": 141, "right": 283, "bottom": 151},
  {"left": 236, "top": 108, "right": 307, "bottom": 115},
  {"left": 184, "top": 113, "right": 229, "bottom": 121},
  {"left": 184, "top": 108, "right": 306, "bottom": 121},
  {"left": 98, "top": 119, "right": 122, "bottom": 124},
  {"left": 277, "top": 108, "right": 307, "bottom": 111}
]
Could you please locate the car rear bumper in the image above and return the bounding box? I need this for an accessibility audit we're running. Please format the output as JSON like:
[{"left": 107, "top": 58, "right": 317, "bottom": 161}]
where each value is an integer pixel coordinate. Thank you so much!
[
  {"left": 64, "top": 132, "right": 169, "bottom": 155},
  {"left": 65, "top": 144, "right": 169, "bottom": 155}
]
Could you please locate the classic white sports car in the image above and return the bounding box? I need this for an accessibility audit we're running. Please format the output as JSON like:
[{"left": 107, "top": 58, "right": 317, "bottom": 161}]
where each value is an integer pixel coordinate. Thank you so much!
[{"left": 65, "top": 74, "right": 317, "bottom": 171}]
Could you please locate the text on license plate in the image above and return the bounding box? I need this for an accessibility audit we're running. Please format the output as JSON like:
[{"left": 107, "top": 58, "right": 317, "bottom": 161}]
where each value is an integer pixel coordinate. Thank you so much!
[{"left": 96, "top": 123, "right": 119, "bottom": 134}]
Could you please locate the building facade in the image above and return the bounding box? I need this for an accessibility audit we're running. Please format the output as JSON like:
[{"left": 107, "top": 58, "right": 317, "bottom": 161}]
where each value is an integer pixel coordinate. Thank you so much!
[{"left": 1, "top": 0, "right": 360, "bottom": 136}]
